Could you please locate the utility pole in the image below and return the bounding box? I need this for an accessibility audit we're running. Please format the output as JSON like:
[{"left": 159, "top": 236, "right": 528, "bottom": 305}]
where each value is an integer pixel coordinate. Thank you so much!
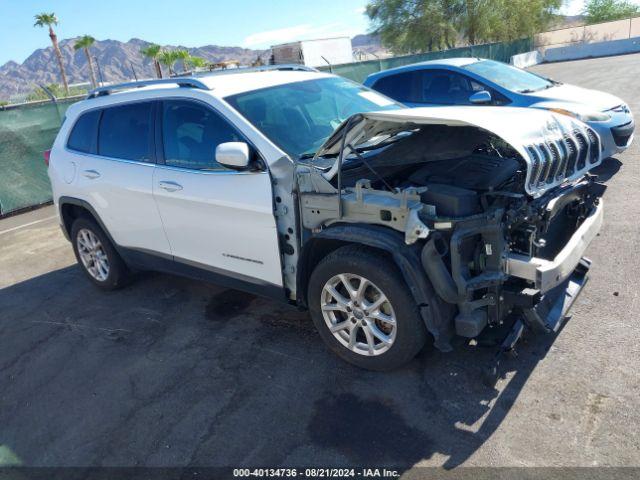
[
  {"left": 94, "top": 57, "right": 104, "bottom": 86},
  {"left": 130, "top": 61, "right": 138, "bottom": 81}
]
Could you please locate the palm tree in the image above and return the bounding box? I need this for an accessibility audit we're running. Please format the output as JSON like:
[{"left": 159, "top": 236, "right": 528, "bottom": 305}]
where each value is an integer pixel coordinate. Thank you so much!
[
  {"left": 174, "top": 49, "right": 191, "bottom": 73},
  {"left": 185, "top": 55, "right": 208, "bottom": 71},
  {"left": 140, "top": 44, "right": 163, "bottom": 79},
  {"left": 74, "top": 35, "right": 97, "bottom": 88},
  {"left": 34, "top": 12, "right": 69, "bottom": 96},
  {"left": 158, "top": 50, "right": 180, "bottom": 76}
]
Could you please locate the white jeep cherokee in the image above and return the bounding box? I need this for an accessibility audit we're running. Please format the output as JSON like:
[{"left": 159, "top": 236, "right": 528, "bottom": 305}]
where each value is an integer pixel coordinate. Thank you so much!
[{"left": 48, "top": 66, "right": 605, "bottom": 378}]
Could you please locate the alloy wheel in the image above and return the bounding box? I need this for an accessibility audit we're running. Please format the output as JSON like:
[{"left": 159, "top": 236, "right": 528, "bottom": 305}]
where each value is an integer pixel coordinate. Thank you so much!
[
  {"left": 320, "top": 273, "right": 397, "bottom": 356},
  {"left": 76, "top": 228, "right": 110, "bottom": 282}
]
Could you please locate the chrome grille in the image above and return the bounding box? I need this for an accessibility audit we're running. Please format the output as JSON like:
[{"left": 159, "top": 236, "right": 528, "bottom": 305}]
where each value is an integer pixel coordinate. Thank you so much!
[
  {"left": 586, "top": 129, "right": 600, "bottom": 164},
  {"left": 526, "top": 127, "right": 601, "bottom": 195},
  {"left": 538, "top": 143, "right": 553, "bottom": 183},
  {"left": 574, "top": 131, "right": 588, "bottom": 170},
  {"left": 563, "top": 134, "right": 578, "bottom": 175},
  {"left": 554, "top": 140, "right": 569, "bottom": 180},
  {"left": 527, "top": 146, "right": 542, "bottom": 185},
  {"left": 548, "top": 142, "right": 562, "bottom": 181}
]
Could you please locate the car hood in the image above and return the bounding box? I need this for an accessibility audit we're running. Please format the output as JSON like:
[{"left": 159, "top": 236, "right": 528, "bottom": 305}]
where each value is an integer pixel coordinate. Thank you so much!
[
  {"left": 317, "top": 106, "right": 602, "bottom": 198},
  {"left": 525, "top": 84, "right": 623, "bottom": 111}
]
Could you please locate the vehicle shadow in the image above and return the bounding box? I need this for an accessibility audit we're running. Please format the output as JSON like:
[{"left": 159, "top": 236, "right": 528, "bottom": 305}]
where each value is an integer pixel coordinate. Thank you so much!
[
  {"left": 0, "top": 265, "right": 563, "bottom": 470},
  {"left": 592, "top": 156, "right": 622, "bottom": 183}
]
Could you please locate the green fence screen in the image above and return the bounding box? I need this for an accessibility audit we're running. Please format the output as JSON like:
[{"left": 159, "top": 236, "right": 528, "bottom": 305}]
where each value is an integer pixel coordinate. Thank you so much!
[
  {"left": 319, "top": 38, "right": 533, "bottom": 83},
  {"left": 0, "top": 98, "right": 78, "bottom": 216}
]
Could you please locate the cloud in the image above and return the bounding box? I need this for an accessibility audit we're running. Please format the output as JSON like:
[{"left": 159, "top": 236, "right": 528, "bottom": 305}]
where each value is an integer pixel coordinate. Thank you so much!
[
  {"left": 243, "top": 25, "right": 315, "bottom": 47},
  {"left": 243, "top": 22, "right": 362, "bottom": 48},
  {"left": 355, "top": 6, "right": 366, "bottom": 14}
]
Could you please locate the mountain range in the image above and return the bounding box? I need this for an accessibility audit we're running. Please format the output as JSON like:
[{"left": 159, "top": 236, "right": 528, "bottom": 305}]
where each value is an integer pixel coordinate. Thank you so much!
[{"left": 0, "top": 35, "right": 384, "bottom": 101}]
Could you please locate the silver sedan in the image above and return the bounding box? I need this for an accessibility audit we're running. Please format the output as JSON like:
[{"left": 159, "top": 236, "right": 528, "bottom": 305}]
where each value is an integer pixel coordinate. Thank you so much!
[{"left": 364, "top": 58, "right": 634, "bottom": 159}]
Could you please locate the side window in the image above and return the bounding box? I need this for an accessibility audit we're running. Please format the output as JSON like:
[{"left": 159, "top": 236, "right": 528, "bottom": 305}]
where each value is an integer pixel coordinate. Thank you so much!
[
  {"left": 98, "top": 102, "right": 153, "bottom": 161},
  {"left": 418, "top": 70, "right": 511, "bottom": 106},
  {"left": 67, "top": 110, "right": 100, "bottom": 153},
  {"left": 468, "top": 78, "right": 511, "bottom": 106},
  {"left": 161, "top": 100, "right": 242, "bottom": 170},
  {"left": 372, "top": 71, "right": 421, "bottom": 103},
  {"left": 419, "top": 70, "right": 477, "bottom": 105}
]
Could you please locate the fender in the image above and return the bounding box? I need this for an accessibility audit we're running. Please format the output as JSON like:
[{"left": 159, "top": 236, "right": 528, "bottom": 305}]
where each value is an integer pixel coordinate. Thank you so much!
[
  {"left": 58, "top": 196, "right": 119, "bottom": 247},
  {"left": 297, "top": 224, "right": 455, "bottom": 351}
]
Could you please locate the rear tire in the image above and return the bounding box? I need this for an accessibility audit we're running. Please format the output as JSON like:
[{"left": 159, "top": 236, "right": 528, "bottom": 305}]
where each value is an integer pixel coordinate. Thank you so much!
[
  {"left": 308, "top": 245, "right": 427, "bottom": 371},
  {"left": 71, "top": 217, "right": 130, "bottom": 290}
]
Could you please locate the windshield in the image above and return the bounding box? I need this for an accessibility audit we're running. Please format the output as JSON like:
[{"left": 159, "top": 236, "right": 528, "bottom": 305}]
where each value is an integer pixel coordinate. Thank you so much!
[
  {"left": 463, "top": 60, "right": 553, "bottom": 93},
  {"left": 225, "top": 77, "right": 401, "bottom": 158}
]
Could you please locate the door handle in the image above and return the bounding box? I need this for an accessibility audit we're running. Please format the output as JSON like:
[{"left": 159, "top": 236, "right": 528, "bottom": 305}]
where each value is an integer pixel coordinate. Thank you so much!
[
  {"left": 82, "top": 169, "right": 101, "bottom": 179},
  {"left": 158, "top": 181, "right": 183, "bottom": 192}
]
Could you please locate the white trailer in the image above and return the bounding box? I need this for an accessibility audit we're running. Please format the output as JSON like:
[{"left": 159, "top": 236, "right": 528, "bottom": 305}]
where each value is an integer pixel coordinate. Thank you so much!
[{"left": 271, "top": 37, "right": 354, "bottom": 68}]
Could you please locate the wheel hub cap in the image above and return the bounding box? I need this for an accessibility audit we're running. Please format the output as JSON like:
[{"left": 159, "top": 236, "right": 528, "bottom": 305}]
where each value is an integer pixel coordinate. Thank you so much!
[
  {"left": 320, "top": 273, "right": 397, "bottom": 356},
  {"left": 76, "top": 228, "right": 109, "bottom": 282}
]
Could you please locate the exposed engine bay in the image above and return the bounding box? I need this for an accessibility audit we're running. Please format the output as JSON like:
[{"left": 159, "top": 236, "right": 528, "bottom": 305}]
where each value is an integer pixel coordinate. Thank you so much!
[{"left": 295, "top": 108, "right": 605, "bottom": 357}]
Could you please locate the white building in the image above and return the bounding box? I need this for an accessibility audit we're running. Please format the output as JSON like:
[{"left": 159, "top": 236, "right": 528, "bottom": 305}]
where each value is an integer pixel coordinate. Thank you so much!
[{"left": 271, "top": 37, "right": 354, "bottom": 68}]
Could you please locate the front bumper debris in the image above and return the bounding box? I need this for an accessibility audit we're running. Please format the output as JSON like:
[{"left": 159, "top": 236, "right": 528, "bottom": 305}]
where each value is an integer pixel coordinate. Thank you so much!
[
  {"left": 505, "top": 200, "right": 603, "bottom": 293},
  {"left": 523, "top": 257, "right": 591, "bottom": 333},
  {"left": 482, "top": 257, "right": 591, "bottom": 386}
]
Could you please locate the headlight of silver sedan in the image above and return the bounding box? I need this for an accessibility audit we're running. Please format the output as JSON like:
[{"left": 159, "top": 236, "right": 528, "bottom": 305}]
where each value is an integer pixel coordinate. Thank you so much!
[{"left": 547, "top": 107, "right": 611, "bottom": 122}]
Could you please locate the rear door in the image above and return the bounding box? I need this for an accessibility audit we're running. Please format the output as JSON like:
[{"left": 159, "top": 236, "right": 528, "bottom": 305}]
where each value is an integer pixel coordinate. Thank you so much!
[
  {"left": 152, "top": 99, "right": 283, "bottom": 287},
  {"left": 73, "top": 101, "right": 171, "bottom": 254}
]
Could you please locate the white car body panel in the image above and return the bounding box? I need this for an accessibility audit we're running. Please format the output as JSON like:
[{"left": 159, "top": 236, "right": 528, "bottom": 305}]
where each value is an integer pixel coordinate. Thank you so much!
[
  {"left": 76, "top": 155, "right": 172, "bottom": 254},
  {"left": 152, "top": 167, "right": 283, "bottom": 286},
  {"left": 318, "top": 106, "right": 602, "bottom": 198}
]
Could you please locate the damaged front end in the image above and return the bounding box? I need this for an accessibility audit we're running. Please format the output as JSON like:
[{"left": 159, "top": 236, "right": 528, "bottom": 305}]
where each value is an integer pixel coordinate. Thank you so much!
[{"left": 296, "top": 106, "right": 605, "bottom": 359}]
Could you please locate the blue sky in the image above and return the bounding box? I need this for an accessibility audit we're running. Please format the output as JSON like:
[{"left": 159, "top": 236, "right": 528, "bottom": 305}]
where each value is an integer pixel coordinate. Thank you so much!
[
  {"left": 0, "top": 0, "right": 370, "bottom": 65},
  {"left": 0, "top": 0, "right": 636, "bottom": 66}
]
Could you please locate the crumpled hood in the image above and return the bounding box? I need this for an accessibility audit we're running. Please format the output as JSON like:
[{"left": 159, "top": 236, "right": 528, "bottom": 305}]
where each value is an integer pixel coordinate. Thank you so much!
[
  {"left": 526, "top": 84, "right": 624, "bottom": 111},
  {"left": 317, "top": 106, "right": 602, "bottom": 198}
]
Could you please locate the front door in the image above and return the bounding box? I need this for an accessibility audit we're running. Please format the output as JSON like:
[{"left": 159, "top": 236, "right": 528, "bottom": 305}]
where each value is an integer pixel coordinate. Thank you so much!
[{"left": 152, "top": 99, "right": 283, "bottom": 287}]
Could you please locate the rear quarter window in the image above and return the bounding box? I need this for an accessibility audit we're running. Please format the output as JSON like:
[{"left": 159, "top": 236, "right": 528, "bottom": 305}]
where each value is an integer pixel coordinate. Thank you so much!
[{"left": 67, "top": 109, "right": 100, "bottom": 153}]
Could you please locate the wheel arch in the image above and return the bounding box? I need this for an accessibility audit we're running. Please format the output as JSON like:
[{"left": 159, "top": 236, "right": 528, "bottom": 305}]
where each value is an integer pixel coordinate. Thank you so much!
[
  {"left": 297, "top": 224, "right": 428, "bottom": 305},
  {"left": 296, "top": 224, "right": 455, "bottom": 351},
  {"left": 58, "top": 197, "right": 117, "bottom": 248}
]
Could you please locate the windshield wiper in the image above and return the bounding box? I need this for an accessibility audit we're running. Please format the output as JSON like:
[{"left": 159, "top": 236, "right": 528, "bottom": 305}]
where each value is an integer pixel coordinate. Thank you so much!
[{"left": 518, "top": 84, "right": 554, "bottom": 93}]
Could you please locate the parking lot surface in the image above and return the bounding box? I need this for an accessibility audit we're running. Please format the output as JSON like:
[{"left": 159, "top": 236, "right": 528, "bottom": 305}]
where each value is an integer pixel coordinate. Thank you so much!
[{"left": 1, "top": 54, "right": 639, "bottom": 471}]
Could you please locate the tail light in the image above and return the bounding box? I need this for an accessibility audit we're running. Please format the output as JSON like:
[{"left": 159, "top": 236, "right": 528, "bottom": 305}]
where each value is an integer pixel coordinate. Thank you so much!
[{"left": 43, "top": 149, "right": 51, "bottom": 167}]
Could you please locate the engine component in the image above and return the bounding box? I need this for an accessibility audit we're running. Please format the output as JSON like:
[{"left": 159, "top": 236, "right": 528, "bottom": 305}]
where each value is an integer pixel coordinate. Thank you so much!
[
  {"left": 420, "top": 183, "right": 480, "bottom": 217},
  {"left": 409, "top": 154, "right": 522, "bottom": 191}
]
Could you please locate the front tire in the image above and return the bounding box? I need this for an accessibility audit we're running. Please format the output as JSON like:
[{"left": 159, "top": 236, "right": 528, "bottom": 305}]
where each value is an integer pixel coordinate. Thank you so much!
[
  {"left": 308, "top": 245, "right": 427, "bottom": 371},
  {"left": 71, "top": 217, "right": 129, "bottom": 290}
]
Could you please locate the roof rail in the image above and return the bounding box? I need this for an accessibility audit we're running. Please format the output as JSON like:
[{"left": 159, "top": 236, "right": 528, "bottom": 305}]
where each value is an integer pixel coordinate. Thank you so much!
[
  {"left": 174, "top": 64, "right": 319, "bottom": 79},
  {"left": 241, "top": 64, "right": 319, "bottom": 73},
  {"left": 86, "top": 78, "right": 211, "bottom": 99}
]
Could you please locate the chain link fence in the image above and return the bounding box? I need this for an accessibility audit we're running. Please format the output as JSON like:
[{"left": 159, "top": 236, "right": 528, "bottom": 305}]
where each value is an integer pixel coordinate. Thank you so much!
[
  {"left": 318, "top": 38, "right": 534, "bottom": 83},
  {"left": 0, "top": 98, "right": 80, "bottom": 216}
]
